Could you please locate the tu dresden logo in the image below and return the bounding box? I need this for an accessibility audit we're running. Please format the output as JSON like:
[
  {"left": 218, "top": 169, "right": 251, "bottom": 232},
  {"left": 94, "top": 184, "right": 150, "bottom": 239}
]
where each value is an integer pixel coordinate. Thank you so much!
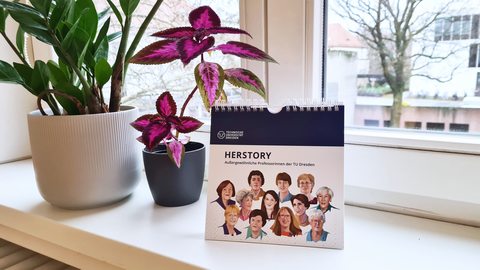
[{"left": 217, "top": 131, "right": 226, "bottom": 139}]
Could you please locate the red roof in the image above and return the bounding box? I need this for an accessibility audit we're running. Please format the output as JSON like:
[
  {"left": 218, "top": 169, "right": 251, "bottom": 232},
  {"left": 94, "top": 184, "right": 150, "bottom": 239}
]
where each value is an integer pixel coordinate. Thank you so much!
[{"left": 328, "top": 23, "right": 365, "bottom": 48}]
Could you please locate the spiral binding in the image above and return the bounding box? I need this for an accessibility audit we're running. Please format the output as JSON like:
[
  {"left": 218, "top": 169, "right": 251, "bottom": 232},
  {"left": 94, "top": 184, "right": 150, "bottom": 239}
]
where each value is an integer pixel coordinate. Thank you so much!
[{"left": 213, "top": 99, "right": 340, "bottom": 112}]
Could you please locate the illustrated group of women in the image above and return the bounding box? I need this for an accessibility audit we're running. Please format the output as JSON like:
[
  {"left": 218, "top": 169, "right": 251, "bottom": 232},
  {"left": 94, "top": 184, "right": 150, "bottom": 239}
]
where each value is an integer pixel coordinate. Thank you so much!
[{"left": 211, "top": 170, "right": 338, "bottom": 243}]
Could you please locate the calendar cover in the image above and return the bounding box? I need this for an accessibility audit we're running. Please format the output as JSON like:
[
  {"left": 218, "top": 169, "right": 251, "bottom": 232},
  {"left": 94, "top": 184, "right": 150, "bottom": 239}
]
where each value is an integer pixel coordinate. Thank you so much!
[{"left": 205, "top": 104, "right": 344, "bottom": 249}]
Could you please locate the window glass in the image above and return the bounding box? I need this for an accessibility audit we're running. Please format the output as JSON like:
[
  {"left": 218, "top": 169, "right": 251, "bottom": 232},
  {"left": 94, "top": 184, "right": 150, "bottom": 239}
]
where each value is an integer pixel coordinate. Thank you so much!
[
  {"left": 435, "top": 18, "right": 444, "bottom": 42},
  {"left": 329, "top": 0, "right": 480, "bottom": 135},
  {"left": 461, "top": 15, "right": 471, "bottom": 39},
  {"left": 452, "top": 16, "right": 461, "bottom": 40},
  {"left": 472, "top": 15, "right": 479, "bottom": 39},
  {"left": 93, "top": 0, "right": 240, "bottom": 121}
]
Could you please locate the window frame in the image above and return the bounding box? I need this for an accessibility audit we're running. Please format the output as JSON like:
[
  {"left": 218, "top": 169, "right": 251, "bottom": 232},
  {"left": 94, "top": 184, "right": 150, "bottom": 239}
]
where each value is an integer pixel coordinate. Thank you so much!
[{"left": 238, "top": 0, "right": 480, "bottom": 226}]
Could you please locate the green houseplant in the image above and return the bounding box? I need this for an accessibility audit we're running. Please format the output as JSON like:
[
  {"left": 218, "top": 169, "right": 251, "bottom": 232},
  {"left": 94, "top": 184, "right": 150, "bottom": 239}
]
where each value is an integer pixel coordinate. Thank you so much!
[
  {"left": 128, "top": 5, "right": 277, "bottom": 206},
  {"left": 0, "top": 0, "right": 165, "bottom": 209}
]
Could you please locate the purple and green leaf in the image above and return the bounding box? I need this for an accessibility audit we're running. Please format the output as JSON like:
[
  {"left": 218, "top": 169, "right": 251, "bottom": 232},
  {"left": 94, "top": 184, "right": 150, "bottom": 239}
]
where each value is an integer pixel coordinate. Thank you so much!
[
  {"left": 156, "top": 91, "right": 177, "bottom": 118},
  {"left": 142, "top": 121, "right": 171, "bottom": 152},
  {"left": 195, "top": 62, "right": 224, "bottom": 111},
  {"left": 189, "top": 6, "right": 220, "bottom": 29},
  {"left": 176, "top": 116, "right": 204, "bottom": 133},
  {"left": 212, "top": 41, "right": 278, "bottom": 63},
  {"left": 207, "top": 27, "right": 252, "bottom": 38},
  {"left": 131, "top": 114, "right": 160, "bottom": 132},
  {"left": 224, "top": 68, "right": 266, "bottom": 99},
  {"left": 128, "top": 39, "right": 180, "bottom": 65},
  {"left": 167, "top": 139, "right": 185, "bottom": 168},
  {"left": 151, "top": 27, "right": 195, "bottom": 39},
  {"left": 176, "top": 36, "right": 215, "bottom": 66},
  {"left": 166, "top": 115, "right": 183, "bottom": 128},
  {"left": 179, "top": 136, "right": 190, "bottom": 145}
]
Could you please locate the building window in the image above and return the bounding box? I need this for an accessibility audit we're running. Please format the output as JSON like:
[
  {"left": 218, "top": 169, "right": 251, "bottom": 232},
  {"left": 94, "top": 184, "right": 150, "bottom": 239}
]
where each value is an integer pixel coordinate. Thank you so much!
[
  {"left": 383, "top": 120, "right": 391, "bottom": 127},
  {"left": 426, "top": 122, "right": 445, "bottom": 131},
  {"left": 435, "top": 18, "right": 443, "bottom": 42},
  {"left": 364, "top": 120, "right": 379, "bottom": 127},
  {"left": 450, "top": 123, "right": 469, "bottom": 132},
  {"left": 469, "top": 44, "right": 478, "bottom": 67},
  {"left": 436, "top": 15, "right": 480, "bottom": 41},
  {"left": 452, "top": 16, "right": 461, "bottom": 40},
  {"left": 405, "top": 121, "right": 422, "bottom": 129},
  {"left": 476, "top": 73, "right": 480, "bottom": 96},
  {"left": 462, "top": 15, "right": 471, "bottom": 39},
  {"left": 472, "top": 15, "right": 480, "bottom": 39}
]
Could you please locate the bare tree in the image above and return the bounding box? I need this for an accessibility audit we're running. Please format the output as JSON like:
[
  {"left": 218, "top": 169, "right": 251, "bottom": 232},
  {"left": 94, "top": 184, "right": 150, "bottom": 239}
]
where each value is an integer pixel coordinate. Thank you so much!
[{"left": 333, "top": 0, "right": 461, "bottom": 127}]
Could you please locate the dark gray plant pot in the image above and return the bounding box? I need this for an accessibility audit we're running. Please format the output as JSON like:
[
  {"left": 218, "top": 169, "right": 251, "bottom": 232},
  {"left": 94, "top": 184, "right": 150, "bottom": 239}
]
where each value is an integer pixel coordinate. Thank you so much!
[{"left": 143, "top": 142, "right": 205, "bottom": 207}]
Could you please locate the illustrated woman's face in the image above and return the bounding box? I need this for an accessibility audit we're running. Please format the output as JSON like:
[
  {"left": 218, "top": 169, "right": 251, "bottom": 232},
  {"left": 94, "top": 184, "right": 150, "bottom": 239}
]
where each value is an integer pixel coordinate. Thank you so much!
[
  {"left": 226, "top": 212, "right": 239, "bottom": 226},
  {"left": 299, "top": 179, "right": 312, "bottom": 194},
  {"left": 277, "top": 180, "right": 290, "bottom": 192},
  {"left": 311, "top": 217, "right": 324, "bottom": 233},
  {"left": 222, "top": 183, "right": 233, "bottom": 201},
  {"left": 242, "top": 196, "right": 253, "bottom": 211},
  {"left": 278, "top": 209, "right": 291, "bottom": 230},
  {"left": 318, "top": 189, "right": 332, "bottom": 211},
  {"left": 250, "top": 215, "right": 263, "bottom": 233},
  {"left": 292, "top": 199, "right": 306, "bottom": 216},
  {"left": 250, "top": 175, "right": 262, "bottom": 191},
  {"left": 264, "top": 194, "right": 276, "bottom": 211}
]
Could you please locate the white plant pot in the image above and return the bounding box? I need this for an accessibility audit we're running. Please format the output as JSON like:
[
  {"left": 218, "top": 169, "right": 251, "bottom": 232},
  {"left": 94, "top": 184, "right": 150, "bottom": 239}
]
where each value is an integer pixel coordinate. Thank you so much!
[{"left": 27, "top": 105, "right": 142, "bottom": 209}]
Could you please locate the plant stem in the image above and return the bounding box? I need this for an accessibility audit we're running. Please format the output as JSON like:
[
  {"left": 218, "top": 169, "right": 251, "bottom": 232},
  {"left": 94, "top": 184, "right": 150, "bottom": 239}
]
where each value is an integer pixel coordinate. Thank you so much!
[
  {"left": 175, "top": 86, "right": 198, "bottom": 137},
  {"left": 0, "top": 31, "right": 29, "bottom": 66},
  {"left": 109, "top": 16, "right": 132, "bottom": 112},
  {"left": 113, "top": 16, "right": 132, "bottom": 79},
  {"left": 44, "top": 96, "right": 62, "bottom": 115},
  {"left": 124, "top": 0, "right": 164, "bottom": 74},
  {"left": 180, "top": 86, "right": 197, "bottom": 118},
  {"left": 37, "top": 89, "right": 86, "bottom": 115}
]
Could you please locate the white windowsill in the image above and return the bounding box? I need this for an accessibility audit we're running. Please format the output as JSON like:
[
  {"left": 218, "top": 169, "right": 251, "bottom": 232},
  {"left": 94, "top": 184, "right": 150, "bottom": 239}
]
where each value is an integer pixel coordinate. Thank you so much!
[
  {"left": 345, "top": 126, "right": 480, "bottom": 154},
  {"left": 0, "top": 159, "right": 479, "bottom": 270}
]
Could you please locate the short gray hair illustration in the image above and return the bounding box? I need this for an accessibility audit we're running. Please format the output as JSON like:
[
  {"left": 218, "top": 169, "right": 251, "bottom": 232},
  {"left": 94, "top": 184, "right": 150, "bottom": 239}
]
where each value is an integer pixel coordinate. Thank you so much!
[
  {"left": 315, "top": 186, "right": 334, "bottom": 198},
  {"left": 236, "top": 189, "right": 255, "bottom": 203},
  {"left": 307, "top": 209, "right": 326, "bottom": 223}
]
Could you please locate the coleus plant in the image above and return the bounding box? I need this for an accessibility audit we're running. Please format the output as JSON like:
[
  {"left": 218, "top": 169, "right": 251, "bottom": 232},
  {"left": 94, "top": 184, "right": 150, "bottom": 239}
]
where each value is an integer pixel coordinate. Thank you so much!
[{"left": 129, "top": 5, "right": 277, "bottom": 168}]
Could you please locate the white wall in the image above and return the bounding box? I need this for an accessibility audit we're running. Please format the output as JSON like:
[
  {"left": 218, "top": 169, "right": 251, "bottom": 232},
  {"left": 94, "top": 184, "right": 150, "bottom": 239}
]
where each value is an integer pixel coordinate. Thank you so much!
[{"left": 0, "top": 18, "right": 37, "bottom": 164}]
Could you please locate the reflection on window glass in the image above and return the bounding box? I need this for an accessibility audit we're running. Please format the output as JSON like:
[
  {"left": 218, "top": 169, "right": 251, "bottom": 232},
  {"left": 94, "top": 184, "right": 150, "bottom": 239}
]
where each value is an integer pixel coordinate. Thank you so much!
[
  {"left": 93, "top": 0, "right": 240, "bottom": 121},
  {"left": 452, "top": 16, "right": 461, "bottom": 40},
  {"left": 435, "top": 18, "right": 443, "bottom": 42},
  {"left": 462, "top": 15, "right": 471, "bottom": 39},
  {"left": 328, "top": 0, "right": 480, "bottom": 134}
]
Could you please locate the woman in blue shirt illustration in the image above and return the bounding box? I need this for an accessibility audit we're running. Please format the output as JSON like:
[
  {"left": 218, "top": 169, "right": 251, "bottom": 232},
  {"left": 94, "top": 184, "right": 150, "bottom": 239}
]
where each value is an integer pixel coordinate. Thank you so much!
[
  {"left": 306, "top": 209, "right": 329, "bottom": 242},
  {"left": 211, "top": 180, "right": 236, "bottom": 210},
  {"left": 276, "top": 172, "right": 293, "bottom": 203}
]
